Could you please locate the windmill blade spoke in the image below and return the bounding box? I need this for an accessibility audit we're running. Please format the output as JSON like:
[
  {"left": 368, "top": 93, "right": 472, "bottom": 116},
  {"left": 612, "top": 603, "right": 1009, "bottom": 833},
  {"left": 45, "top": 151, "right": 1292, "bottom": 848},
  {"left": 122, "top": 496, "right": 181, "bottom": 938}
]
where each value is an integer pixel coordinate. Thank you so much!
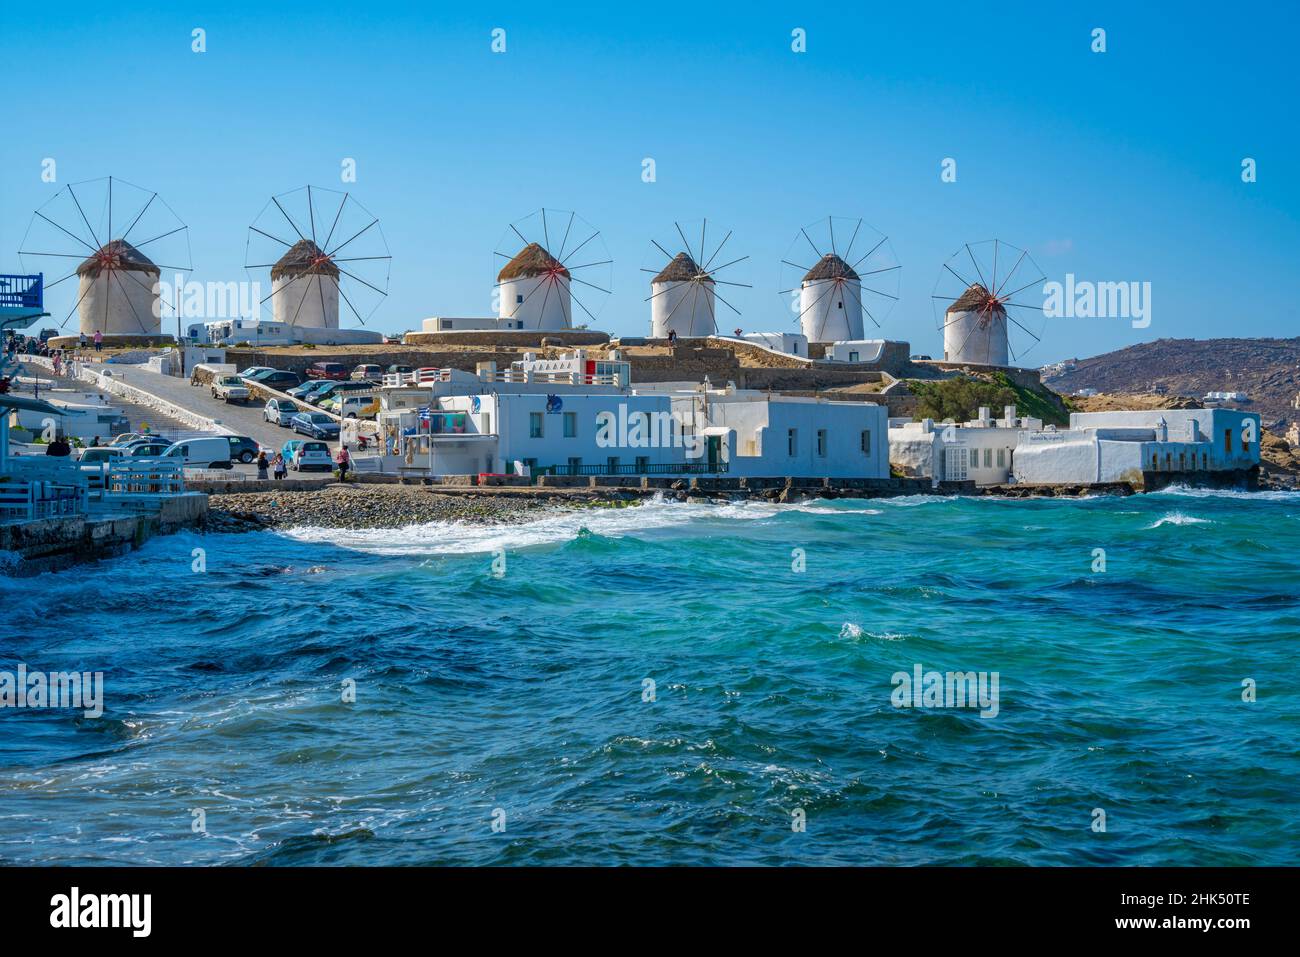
[
  {"left": 563, "top": 259, "right": 612, "bottom": 272},
  {"left": 35, "top": 211, "right": 99, "bottom": 254},
  {"left": 858, "top": 264, "right": 900, "bottom": 277},
  {"left": 675, "top": 222, "right": 695, "bottom": 264},
  {"left": 556, "top": 211, "right": 576, "bottom": 261},
  {"left": 841, "top": 279, "right": 880, "bottom": 329},
  {"left": 307, "top": 185, "right": 317, "bottom": 244},
  {"left": 861, "top": 285, "right": 900, "bottom": 301},
  {"left": 842, "top": 219, "right": 863, "bottom": 264},
  {"left": 334, "top": 265, "right": 387, "bottom": 297},
  {"left": 712, "top": 286, "right": 742, "bottom": 317},
  {"left": 704, "top": 255, "right": 748, "bottom": 276},
  {"left": 994, "top": 249, "right": 1029, "bottom": 297},
  {"left": 828, "top": 217, "right": 837, "bottom": 257},
  {"left": 1003, "top": 312, "right": 1042, "bottom": 343},
  {"left": 651, "top": 239, "right": 675, "bottom": 263},
  {"left": 66, "top": 184, "right": 101, "bottom": 250},
  {"left": 943, "top": 262, "right": 979, "bottom": 291},
  {"left": 60, "top": 276, "right": 97, "bottom": 328},
  {"left": 711, "top": 279, "right": 752, "bottom": 289},
  {"left": 569, "top": 287, "right": 599, "bottom": 326},
  {"left": 505, "top": 274, "right": 550, "bottom": 318},
  {"left": 541, "top": 209, "right": 552, "bottom": 257},
  {"left": 322, "top": 191, "right": 349, "bottom": 252},
  {"left": 325, "top": 218, "right": 378, "bottom": 259},
  {"left": 119, "top": 192, "right": 157, "bottom": 243},
  {"left": 337, "top": 281, "right": 367, "bottom": 326},
  {"left": 849, "top": 236, "right": 888, "bottom": 273},
  {"left": 330, "top": 255, "right": 392, "bottom": 264},
  {"left": 19, "top": 251, "right": 93, "bottom": 260},
  {"left": 44, "top": 270, "right": 80, "bottom": 290},
  {"left": 997, "top": 275, "right": 1045, "bottom": 302},
  {"left": 568, "top": 275, "right": 610, "bottom": 295},
  {"left": 800, "top": 228, "right": 823, "bottom": 260},
  {"left": 132, "top": 225, "right": 186, "bottom": 250},
  {"left": 260, "top": 270, "right": 305, "bottom": 306},
  {"left": 702, "top": 229, "right": 732, "bottom": 271},
  {"left": 108, "top": 269, "right": 151, "bottom": 335},
  {"left": 965, "top": 243, "right": 989, "bottom": 291},
  {"left": 250, "top": 226, "right": 296, "bottom": 249},
  {"left": 272, "top": 196, "right": 307, "bottom": 243},
  {"left": 560, "top": 230, "right": 597, "bottom": 264},
  {"left": 781, "top": 259, "right": 814, "bottom": 273}
]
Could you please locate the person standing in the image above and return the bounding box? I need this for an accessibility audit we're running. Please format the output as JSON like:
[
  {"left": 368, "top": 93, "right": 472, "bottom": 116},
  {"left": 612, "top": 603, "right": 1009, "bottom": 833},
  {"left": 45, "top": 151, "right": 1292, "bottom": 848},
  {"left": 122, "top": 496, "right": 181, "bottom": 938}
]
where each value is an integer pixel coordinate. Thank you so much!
[
  {"left": 79, "top": 332, "right": 87, "bottom": 350},
  {"left": 335, "top": 444, "right": 351, "bottom": 482},
  {"left": 51, "top": 351, "right": 62, "bottom": 376},
  {"left": 256, "top": 450, "right": 270, "bottom": 480},
  {"left": 93, "top": 329, "right": 103, "bottom": 353},
  {"left": 272, "top": 452, "right": 287, "bottom": 480}
]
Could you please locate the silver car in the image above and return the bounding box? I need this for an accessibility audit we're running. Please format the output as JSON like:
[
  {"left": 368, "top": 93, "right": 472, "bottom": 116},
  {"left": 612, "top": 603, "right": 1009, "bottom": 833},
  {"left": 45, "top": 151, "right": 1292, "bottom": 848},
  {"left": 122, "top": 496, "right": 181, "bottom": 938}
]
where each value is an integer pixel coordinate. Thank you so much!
[{"left": 263, "top": 398, "right": 297, "bottom": 427}]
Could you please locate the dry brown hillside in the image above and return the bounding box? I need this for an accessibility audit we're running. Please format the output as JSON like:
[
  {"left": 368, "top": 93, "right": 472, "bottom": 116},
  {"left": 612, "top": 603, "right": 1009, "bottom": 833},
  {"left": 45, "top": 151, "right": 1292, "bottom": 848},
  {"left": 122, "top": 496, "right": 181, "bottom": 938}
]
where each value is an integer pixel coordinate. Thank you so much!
[{"left": 1044, "top": 337, "right": 1300, "bottom": 428}]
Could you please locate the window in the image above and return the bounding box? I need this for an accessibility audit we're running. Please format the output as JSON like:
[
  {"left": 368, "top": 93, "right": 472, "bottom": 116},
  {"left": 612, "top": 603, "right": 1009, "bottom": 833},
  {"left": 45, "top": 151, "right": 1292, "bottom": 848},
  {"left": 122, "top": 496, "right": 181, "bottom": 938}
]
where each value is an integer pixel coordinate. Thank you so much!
[
  {"left": 984, "top": 448, "right": 993, "bottom": 468},
  {"left": 563, "top": 411, "right": 576, "bottom": 437},
  {"left": 481, "top": 412, "right": 491, "bottom": 434},
  {"left": 848, "top": 351, "right": 859, "bottom": 362},
  {"left": 1224, "top": 429, "right": 1232, "bottom": 453},
  {"left": 1241, "top": 429, "right": 1249, "bottom": 453},
  {"left": 516, "top": 294, "right": 524, "bottom": 304},
  {"left": 1179, "top": 452, "right": 1186, "bottom": 470},
  {"left": 788, "top": 428, "right": 797, "bottom": 456},
  {"left": 996, "top": 448, "right": 1005, "bottom": 468},
  {"left": 529, "top": 412, "right": 543, "bottom": 438},
  {"left": 1202, "top": 452, "right": 1208, "bottom": 469},
  {"left": 860, "top": 430, "right": 871, "bottom": 454},
  {"left": 816, "top": 429, "right": 827, "bottom": 456}
]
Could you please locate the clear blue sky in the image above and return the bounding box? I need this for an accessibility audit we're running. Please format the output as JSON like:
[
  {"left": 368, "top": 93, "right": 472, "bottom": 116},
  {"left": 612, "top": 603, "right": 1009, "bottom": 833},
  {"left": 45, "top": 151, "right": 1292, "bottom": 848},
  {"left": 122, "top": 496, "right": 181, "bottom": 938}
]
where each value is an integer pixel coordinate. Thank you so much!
[{"left": 2, "top": 0, "right": 1296, "bottom": 363}]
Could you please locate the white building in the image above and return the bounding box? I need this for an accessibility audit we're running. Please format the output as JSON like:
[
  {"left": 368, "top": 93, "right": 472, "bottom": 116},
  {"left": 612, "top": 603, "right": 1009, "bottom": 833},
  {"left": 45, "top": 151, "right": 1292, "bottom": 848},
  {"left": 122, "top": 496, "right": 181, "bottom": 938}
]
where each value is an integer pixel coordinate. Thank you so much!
[
  {"left": 76, "top": 239, "right": 160, "bottom": 339},
  {"left": 1013, "top": 409, "right": 1261, "bottom": 485},
  {"left": 497, "top": 243, "right": 571, "bottom": 330},
  {"left": 889, "top": 405, "right": 1043, "bottom": 486},
  {"left": 943, "top": 284, "right": 1008, "bottom": 366},
  {"left": 650, "top": 252, "right": 716, "bottom": 338},
  {"left": 800, "top": 254, "right": 863, "bottom": 343},
  {"left": 270, "top": 240, "right": 340, "bottom": 329},
  {"left": 421, "top": 316, "right": 529, "bottom": 333},
  {"left": 359, "top": 351, "right": 887, "bottom": 479},
  {"left": 823, "top": 339, "right": 886, "bottom": 363},
  {"left": 740, "top": 332, "right": 808, "bottom": 358}
]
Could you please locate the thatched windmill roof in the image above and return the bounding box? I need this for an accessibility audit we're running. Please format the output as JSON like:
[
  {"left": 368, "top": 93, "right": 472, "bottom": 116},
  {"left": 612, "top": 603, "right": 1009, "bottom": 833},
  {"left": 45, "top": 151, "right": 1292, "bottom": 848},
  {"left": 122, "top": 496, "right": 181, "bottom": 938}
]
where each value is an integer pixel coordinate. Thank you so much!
[
  {"left": 497, "top": 242, "right": 568, "bottom": 281},
  {"left": 76, "top": 239, "right": 160, "bottom": 279},
  {"left": 653, "top": 252, "right": 712, "bottom": 284},
  {"left": 946, "top": 283, "right": 1005, "bottom": 314},
  {"left": 271, "top": 240, "right": 341, "bottom": 281},
  {"left": 802, "top": 253, "right": 858, "bottom": 282}
]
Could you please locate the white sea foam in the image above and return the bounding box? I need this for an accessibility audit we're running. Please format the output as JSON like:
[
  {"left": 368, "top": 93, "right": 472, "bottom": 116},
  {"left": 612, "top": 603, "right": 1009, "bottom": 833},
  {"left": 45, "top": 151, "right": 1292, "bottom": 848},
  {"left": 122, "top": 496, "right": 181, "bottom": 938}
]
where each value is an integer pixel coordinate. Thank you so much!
[{"left": 1146, "top": 511, "right": 1213, "bottom": 528}]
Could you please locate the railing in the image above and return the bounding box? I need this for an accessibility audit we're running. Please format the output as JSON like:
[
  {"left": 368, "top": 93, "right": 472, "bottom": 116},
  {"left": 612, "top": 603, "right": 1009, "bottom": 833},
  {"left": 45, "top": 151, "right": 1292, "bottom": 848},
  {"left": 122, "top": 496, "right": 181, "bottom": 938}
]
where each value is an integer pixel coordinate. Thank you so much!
[
  {"left": 0, "top": 473, "right": 87, "bottom": 521},
  {"left": 0, "top": 273, "right": 43, "bottom": 310},
  {"left": 103, "top": 459, "right": 185, "bottom": 495},
  {"left": 381, "top": 368, "right": 624, "bottom": 388},
  {"left": 540, "top": 461, "right": 725, "bottom": 477}
]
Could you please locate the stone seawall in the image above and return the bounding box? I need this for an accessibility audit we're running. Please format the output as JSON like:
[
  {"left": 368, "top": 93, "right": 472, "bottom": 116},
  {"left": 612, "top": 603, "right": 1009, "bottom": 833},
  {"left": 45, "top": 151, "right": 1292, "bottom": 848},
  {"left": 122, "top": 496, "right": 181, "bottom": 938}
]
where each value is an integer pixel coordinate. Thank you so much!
[{"left": 0, "top": 494, "right": 208, "bottom": 576}]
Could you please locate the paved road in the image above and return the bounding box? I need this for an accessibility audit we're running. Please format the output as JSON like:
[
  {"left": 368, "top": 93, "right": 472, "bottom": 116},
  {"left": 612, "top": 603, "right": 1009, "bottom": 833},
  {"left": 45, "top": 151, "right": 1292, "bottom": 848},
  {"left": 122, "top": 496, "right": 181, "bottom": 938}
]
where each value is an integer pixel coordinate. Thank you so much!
[{"left": 82, "top": 360, "right": 331, "bottom": 480}]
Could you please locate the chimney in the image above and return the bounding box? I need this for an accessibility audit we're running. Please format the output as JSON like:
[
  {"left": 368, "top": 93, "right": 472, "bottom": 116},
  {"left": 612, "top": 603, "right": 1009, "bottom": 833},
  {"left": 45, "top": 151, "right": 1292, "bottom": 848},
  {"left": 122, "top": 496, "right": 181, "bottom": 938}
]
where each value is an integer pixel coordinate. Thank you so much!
[
  {"left": 978, "top": 406, "right": 991, "bottom": 425},
  {"left": 1004, "top": 404, "right": 1017, "bottom": 427}
]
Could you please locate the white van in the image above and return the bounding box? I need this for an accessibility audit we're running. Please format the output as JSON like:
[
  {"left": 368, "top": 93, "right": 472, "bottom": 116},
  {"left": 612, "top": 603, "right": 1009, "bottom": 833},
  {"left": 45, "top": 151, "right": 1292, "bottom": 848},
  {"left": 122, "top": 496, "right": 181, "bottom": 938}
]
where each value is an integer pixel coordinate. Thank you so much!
[
  {"left": 336, "top": 394, "right": 380, "bottom": 419},
  {"left": 164, "top": 436, "right": 233, "bottom": 469}
]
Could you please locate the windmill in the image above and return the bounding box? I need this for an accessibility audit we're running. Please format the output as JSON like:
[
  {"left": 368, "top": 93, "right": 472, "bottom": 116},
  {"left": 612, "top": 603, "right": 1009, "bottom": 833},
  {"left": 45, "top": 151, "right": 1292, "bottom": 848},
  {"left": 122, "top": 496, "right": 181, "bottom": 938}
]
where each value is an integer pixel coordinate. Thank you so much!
[
  {"left": 642, "top": 219, "right": 751, "bottom": 338},
  {"left": 494, "top": 209, "right": 611, "bottom": 330},
  {"left": 932, "top": 240, "right": 1046, "bottom": 366},
  {"left": 18, "top": 176, "right": 192, "bottom": 339},
  {"left": 778, "top": 216, "right": 900, "bottom": 343},
  {"left": 245, "top": 186, "right": 391, "bottom": 332}
]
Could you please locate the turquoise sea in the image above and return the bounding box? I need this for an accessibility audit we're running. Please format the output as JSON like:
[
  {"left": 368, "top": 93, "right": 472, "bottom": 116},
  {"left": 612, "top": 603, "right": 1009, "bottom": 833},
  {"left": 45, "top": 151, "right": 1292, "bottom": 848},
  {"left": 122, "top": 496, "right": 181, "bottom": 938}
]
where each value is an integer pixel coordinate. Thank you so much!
[{"left": 2, "top": 488, "right": 1298, "bottom": 865}]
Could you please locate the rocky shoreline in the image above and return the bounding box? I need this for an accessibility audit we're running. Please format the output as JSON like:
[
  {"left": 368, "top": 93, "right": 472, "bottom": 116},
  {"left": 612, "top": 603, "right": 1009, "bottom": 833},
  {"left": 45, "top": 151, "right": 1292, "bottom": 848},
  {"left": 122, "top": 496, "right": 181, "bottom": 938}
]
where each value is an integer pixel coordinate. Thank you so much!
[{"left": 200, "top": 478, "right": 1169, "bottom": 533}]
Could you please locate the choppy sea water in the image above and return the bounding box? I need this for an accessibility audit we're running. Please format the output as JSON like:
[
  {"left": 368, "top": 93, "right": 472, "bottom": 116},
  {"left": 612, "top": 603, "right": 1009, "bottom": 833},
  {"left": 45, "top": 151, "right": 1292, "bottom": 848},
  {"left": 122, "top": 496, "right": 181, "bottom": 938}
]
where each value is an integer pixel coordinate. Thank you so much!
[{"left": 2, "top": 488, "right": 1298, "bottom": 866}]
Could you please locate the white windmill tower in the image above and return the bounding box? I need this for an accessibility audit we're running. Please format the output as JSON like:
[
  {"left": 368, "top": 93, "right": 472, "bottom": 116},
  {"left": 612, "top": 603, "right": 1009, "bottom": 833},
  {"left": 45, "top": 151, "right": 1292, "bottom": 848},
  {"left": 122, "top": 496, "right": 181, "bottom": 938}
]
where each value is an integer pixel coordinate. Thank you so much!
[
  {"left": 644, "top": 219, "right": 750, "bottom": 338},
  {"left": 19, "top": 176, "right": 192, "bottom": 343},
  {"left": 494, "top": 209, "right": 611, "bottom": 331},
  {"left": 932, "top": 240, "right": 1046, "bottom": 366},
  {"left": 247, "top": 186, "right": 391, "bottom": 334},
  {"left": 779, "top": 217, "right": 900, "bottom": 345}
]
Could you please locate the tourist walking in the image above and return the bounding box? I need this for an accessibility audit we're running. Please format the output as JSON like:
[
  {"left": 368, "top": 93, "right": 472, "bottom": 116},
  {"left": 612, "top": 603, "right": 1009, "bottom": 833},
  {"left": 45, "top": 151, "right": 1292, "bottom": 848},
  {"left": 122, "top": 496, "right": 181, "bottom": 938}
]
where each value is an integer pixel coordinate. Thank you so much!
[
  {"left": 93, "top": 329, "right": 103, "bottom": 353},
  {"left": 51, "top": 351, "right": 62, "bottom": 376},
  {"left": 78, "top": 332, "right": 87, "bottom": 350},
  {"left": 256, "top": 450, "right": 270, "bottom": 480},
  {"left": 272, "top": 452, "right": 287, "bottom": 480},
  {"left": 335, "top": 445, "right": 351, "bottom": 482}
]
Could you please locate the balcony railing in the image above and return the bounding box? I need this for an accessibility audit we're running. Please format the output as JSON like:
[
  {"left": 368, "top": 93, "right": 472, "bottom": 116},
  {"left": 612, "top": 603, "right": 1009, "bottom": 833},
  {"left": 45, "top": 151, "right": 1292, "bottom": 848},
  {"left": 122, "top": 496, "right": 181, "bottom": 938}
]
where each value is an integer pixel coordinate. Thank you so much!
[
  {"left": 539, "top": 461, "right": 725, "bottom": 477},
  {"left": 382, "top": 368, "right": 623, "bottom": 389},
  {"left": 0, "top": 274, "right": 43, "bottom": 310}
]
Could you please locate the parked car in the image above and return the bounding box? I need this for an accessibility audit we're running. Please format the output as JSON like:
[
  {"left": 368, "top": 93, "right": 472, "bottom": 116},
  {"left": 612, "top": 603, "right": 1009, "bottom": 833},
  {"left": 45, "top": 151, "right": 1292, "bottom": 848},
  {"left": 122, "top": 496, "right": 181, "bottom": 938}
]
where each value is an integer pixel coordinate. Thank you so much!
[
  {"left": 282, "top": 439, "right": 333, "bottom": 472},
  {"left": 290, "top": 411, "right": 341, "bottom": 439},
  {"left": 163, "top": 436, "right": 233, "bottom": 469},
  {"left": 263, "top": 398, "right": 298, "bottom": 427},
  {"left": 351, "top": 363, "right": 383, "bottom": 382},
  {"left": 124, "top": 440, "right": 172, "bottom": 458},
  {"left": 78, "top": 446, "right": 126, "bottom": 465},
  {"left": 226, "top": 435, "right": 261, "bottom": 464},
  {"left": 386, "top": 364, "right": 413, "bottom": 376},
  {"left": 211, "top": 374, "right": 250, "bottom": 403},
  {"left": 238, "top": 366, "right": 276, "bottom": 379},
  {"left": 288, "top": 379, "right": 334, "bottom": 399},
  {"left": 309, "top": 381, "right": 373, "bottom": 405},
  {"left": 334, "top": 394, "right": 380, "bottom": 419},
  {"left": 245, "top": 369, "right": 302, "bottom": 390},
  {"left": 110, "top": 432, "right": 150, "bottom": 447},
  {"left": 306, "top": 361, "right": 349, "bottom": 381}
]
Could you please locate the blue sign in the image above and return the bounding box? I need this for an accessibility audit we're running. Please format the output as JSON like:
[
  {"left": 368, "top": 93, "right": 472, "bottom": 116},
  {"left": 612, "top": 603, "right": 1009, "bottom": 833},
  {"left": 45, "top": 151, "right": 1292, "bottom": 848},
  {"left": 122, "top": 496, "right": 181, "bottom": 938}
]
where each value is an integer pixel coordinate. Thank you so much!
[{"left": 546, "top": 394, "right": 563, "bottom": 414}]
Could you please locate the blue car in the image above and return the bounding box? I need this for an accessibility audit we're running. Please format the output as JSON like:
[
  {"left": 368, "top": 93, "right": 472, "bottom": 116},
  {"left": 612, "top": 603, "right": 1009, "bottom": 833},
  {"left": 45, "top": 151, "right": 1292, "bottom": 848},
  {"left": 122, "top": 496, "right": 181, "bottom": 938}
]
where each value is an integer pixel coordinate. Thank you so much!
[{"left": 290, "top": 411, "right": 340, "bottom": 439}]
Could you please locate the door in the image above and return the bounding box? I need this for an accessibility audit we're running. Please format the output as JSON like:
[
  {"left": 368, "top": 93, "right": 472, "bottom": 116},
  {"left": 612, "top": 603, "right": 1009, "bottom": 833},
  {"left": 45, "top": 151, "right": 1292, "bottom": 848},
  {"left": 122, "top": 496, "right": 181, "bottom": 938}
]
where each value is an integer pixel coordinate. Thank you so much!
[{"left": 706, "top": 435, "right": 721, "bottom": 472}]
